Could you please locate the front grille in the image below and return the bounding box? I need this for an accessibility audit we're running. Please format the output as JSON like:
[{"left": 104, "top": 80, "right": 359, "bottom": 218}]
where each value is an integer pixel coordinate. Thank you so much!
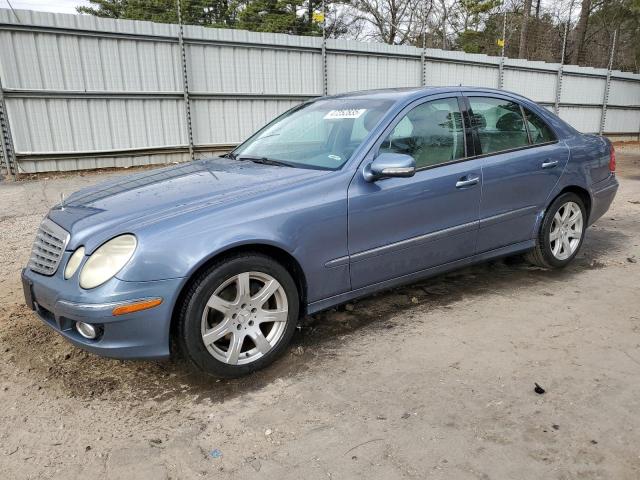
[{"left": 28, "top": 218, "right": 70, "bottom": 276}]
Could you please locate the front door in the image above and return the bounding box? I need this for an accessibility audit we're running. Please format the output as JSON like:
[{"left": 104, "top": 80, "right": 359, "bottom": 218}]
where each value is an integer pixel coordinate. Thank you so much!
[{"left": 347, "top": 95, "right": 483, "bottom": 290}]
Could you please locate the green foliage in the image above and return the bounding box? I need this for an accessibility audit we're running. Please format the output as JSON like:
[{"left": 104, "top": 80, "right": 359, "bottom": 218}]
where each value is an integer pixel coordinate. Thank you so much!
[
  {"left": 457, "top": 30, "right": 484, "bottom": 53},
  {"left": 448, "top": 0, "right": 502, "bottom": 54},
  {"left": 78, "top": 0, "right": 239, "bottom": 27},
  {"left": 459, "top": 0, "right": 501, "bottom": 18},
  {"left": 451, "top": 0, "right": 502, "bottom": 31},
  {"left": 236, "top": 0, "right": 320, "bottom": 35},
  {"left": 77, "top": 0, "right": 320, "bottom": 33},
  {"left": 587, "top": 0, "right": 640, "bottom": 70}
]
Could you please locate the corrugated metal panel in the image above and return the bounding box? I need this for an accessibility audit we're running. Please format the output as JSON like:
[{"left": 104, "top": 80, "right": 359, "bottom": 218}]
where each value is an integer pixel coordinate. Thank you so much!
[
  {"left": 328, "top": 53, "right": 421, "bottom": 94},
  {"left": 608, "top": 79, "right": 640, "bottom": 107},
  {"left": 5, "top": 98, "right": 187, "bottom": 152},
  {"left": 0, "top": 31, "right": 182, "bottom": 91},
  {"left": 426, "top": 61, "right": 499, "bottom": 88},
  {"left": 329, "top": 38, "right": 420, "bottom": 57},
  {"left": 187, "top": 44, "right": 322, "bottom": 95},
  {"left": 560, "top": 75, "right": 606, "bottom": 105},
  {"left": 605, "top": 109, "right": 640, "bottom": 134},
  {"left": 426, "top": 48, "right": 501, "bottom": 66},
  {"left": 558, "top": 106, "right": 602, "bottom": 133},
  {"left": 191, "top": 99, "right": 300, "bottom": 145},
  {"left": 502, "top": 69, "right": 557, "bottom": 103}
]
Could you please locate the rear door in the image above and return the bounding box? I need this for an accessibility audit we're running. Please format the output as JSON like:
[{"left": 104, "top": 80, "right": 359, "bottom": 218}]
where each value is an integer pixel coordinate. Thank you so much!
[{"left": 464, "top": 94, "right": 569, "bottom": 253}]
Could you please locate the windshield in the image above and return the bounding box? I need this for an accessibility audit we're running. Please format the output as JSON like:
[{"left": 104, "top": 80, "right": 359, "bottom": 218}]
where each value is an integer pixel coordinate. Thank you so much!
[{"left": 232, "top": 98, "right": 395, "bottom": 170}]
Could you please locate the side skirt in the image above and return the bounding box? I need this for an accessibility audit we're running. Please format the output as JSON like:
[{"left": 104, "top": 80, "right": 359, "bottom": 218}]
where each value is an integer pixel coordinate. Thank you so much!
[{"left": 306, "top": 239, "right": 535, "bottom": 315}]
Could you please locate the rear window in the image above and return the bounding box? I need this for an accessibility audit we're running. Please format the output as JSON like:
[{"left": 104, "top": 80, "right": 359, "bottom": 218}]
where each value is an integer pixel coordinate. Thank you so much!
[
  {"left": 524, "top": 108, "right": 556, "bottom": 144},
  {"left": 468, "top": 97, "right": 529, "bottom": 155}
]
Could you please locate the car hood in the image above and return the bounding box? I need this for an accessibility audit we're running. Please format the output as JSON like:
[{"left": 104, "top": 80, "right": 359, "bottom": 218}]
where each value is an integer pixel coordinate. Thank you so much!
[{"left": 47, "top": 157, "right": 329, "bottom": 248}]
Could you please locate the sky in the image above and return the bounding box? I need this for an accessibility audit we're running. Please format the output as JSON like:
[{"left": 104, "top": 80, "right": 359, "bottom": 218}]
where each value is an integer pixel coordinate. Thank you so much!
[{"left": 7, "top": 0, "right": 89, "bottom": 15}]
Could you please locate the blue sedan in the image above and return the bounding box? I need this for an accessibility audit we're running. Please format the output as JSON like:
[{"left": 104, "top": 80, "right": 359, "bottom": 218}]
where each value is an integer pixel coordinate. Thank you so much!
[{"left": 22, "top": 87, "right": 618, "bottom": 377}]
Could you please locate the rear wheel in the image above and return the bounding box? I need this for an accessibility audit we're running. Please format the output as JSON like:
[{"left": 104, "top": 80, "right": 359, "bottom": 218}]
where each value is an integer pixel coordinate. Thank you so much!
[
  {"left": 525, "top": 193, "right": 586, "bottom": 269},
  {"left": 177, "top": 253, "right": 299, "bottom": 378}
]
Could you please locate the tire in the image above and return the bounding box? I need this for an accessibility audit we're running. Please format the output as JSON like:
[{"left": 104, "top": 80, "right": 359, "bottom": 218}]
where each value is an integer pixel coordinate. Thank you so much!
[
  {"left": 525, "top": 192, "right": 587, "bottom": 269},
  {"left": 177, "top": 253, "right": 299, "bottom": 378}
]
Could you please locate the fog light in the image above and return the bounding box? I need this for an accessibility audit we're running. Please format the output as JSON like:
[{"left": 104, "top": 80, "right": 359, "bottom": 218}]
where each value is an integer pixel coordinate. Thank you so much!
[{"left": 75, "top": 321, "right": 98, "bottom": 339}]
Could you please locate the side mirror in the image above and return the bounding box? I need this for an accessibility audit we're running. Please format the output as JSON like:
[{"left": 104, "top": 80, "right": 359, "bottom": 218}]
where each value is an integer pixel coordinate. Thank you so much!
[{"left": 363, "top": 153, "right": 416, "bottom": 182}]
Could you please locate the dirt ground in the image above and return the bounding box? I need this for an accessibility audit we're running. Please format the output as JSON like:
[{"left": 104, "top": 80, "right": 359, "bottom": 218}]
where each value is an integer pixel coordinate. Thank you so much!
[{"left": 1, "top": 149, "right": 639, "bottom": 480}]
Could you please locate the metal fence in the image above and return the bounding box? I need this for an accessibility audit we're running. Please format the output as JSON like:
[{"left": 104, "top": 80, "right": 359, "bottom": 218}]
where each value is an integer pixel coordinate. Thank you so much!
[{"left": 0, "top": 8, "right": 639, "bottom": 176}]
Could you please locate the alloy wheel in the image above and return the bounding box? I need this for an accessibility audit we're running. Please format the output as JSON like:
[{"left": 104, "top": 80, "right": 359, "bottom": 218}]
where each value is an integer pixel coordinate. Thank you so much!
[
  {"left": 549, "top": 201, "right": 583, "bottom": 261},
  {"left": 200, "top": 271, "right": 288, "bottom": 365}
]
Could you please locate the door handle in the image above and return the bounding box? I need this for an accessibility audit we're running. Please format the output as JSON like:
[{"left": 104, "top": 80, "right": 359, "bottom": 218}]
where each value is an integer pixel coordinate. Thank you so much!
[
  {"left": 455, "top": 176, "right": 480, "bottom": 188},
  {"left": 541, "top": 159, "right": 559, "bottom": 169}
]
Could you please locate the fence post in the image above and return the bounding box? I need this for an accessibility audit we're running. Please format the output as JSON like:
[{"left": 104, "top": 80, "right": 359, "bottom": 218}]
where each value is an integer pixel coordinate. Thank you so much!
[
  {"left": 421, "top": 51, "right": 428, "bottom": 86},
  {"left": 554, "top": 68, "right": 563, "bottom": 115},
  {"left": 599, "top": 30, "right": 617, "bottom": 136},
  {"left": 421, "top": 24, "right": 428, "bottom": 86},
  {"left": 0, "top": 75, "right": 17, "bottom": 179},
  {"left": 321, "top": 0, "right": 328, "bottom": 95},
  {"left": 176, "top": 0, "right": 194, "bottom": 161},
  {"left": 498, "top": 10, "right": 506, "bottom": 89},
  {"left": 554, "top": 22, "right": 568, "bottom": 115}
]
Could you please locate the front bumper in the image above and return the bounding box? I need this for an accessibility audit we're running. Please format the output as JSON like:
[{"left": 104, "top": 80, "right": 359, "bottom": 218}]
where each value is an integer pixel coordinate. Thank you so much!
[{"left": 21, "top": 267, "right": 183, "bottom": 360}]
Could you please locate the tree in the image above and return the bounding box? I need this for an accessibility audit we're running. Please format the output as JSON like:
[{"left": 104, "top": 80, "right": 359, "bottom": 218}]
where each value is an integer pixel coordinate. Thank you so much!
[
  {"left": 236, "top": 0, "right": 318, "bottom": 35},
  {"left": 570, "top": 0, "right": 591, "bottom": 64},
  {"left": 77, "top": 0, "right": 239, "bottom": 27},
  {"left": 346, "top": 0, "right": 425, "bottom": 44},
  {"left": 518, "top": 0, "right": 533, "bottom": 58},
  {"left": 449, "top": 0, "right": 501, "bottom": 32},
  {"left": 77, "top": 0, "right": 126, "bottom": 18},
  {"left": 448, "top": 0, "right": 501, "bottom": 53}
]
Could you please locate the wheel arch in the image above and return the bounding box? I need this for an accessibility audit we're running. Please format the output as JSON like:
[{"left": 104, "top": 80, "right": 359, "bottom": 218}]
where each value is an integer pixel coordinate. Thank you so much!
[
  {"left": 168, "top": 243, "right": 308, "bottom": 353},
  {"left": 555, "top": 185, "right": 592, "bottom": 221},
  {"left": 533, "top": 184, "right": 592, "bottom": 240}
]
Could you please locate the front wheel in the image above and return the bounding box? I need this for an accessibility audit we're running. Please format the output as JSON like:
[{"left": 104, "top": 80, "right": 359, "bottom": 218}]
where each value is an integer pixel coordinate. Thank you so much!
[
  {"left": 525, "top": 193, "right": 587, "bottom": 269},
  {"left": 177, "top": 253, "right": 299, "bottom": 378}
]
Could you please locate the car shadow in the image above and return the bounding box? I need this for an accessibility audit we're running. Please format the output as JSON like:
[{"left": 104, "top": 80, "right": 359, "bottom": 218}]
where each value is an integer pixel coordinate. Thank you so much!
[{"left": 1, "top": 227, "right": 628, "bottom": 405}]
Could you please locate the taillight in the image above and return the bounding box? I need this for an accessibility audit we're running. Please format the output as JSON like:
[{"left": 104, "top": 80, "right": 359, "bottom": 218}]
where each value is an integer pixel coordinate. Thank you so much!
[{"left": 609, "top": 143, "right": 616, "bottom": 173}]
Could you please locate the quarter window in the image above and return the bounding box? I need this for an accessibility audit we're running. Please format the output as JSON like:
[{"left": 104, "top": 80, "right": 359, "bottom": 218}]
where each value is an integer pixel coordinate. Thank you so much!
[
  {"left": 468, "top": 97, "right": 529, "bottom": 154},
  {"left": 524, "top": 108, "right": 556, "bottom": 144},
  {"left": 380, "top": 98, "right": 465, "bottom": 169}
]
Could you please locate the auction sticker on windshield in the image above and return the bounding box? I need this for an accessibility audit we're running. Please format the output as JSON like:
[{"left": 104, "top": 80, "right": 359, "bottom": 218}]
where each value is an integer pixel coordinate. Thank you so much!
[{"left": 324, "top": 109, "right": 367, "bottom": 119}]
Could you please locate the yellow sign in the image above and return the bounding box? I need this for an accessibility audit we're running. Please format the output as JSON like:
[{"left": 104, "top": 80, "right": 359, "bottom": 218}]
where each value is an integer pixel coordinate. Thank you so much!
[
  {"left": 312, "top": 12, "right": 325, "bottom": 23},
  {"left": 497, "top": 38, "right": 505, "bottom": 47}
]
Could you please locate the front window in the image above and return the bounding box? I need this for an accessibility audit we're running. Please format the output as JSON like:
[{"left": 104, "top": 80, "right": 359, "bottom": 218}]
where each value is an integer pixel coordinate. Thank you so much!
[
  {"left": 379, "top": 97, "right": 465, "bottom": 169},
  {"left": 232, "top": 98, "right": 395, "bottom": 170}
]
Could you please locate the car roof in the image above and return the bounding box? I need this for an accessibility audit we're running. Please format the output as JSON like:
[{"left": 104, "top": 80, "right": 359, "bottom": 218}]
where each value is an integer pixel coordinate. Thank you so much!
[
  {"left": 327, "top": 86, "right": 531, "bottom": 104},
  {"left": 320, "top": 86, "right": 576, "bottom": 138}
]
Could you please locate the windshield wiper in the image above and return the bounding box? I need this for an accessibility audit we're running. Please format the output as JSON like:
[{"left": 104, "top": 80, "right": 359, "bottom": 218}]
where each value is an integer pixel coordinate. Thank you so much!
[
  {"left": 236, "top": 155, "right": 293, "bottom": 167},
  {"left": 222, "top": 152, "right": 237, "bottom": 160}
]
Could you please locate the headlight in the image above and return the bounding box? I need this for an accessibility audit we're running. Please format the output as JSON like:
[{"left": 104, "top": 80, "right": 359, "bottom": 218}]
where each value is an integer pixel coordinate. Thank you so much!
[
  {"left": 79, "top": 235, "right": 137, "bottom": 289},
  {"left": 64, "top": 247, "right": 85, "bottom": 279}
]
